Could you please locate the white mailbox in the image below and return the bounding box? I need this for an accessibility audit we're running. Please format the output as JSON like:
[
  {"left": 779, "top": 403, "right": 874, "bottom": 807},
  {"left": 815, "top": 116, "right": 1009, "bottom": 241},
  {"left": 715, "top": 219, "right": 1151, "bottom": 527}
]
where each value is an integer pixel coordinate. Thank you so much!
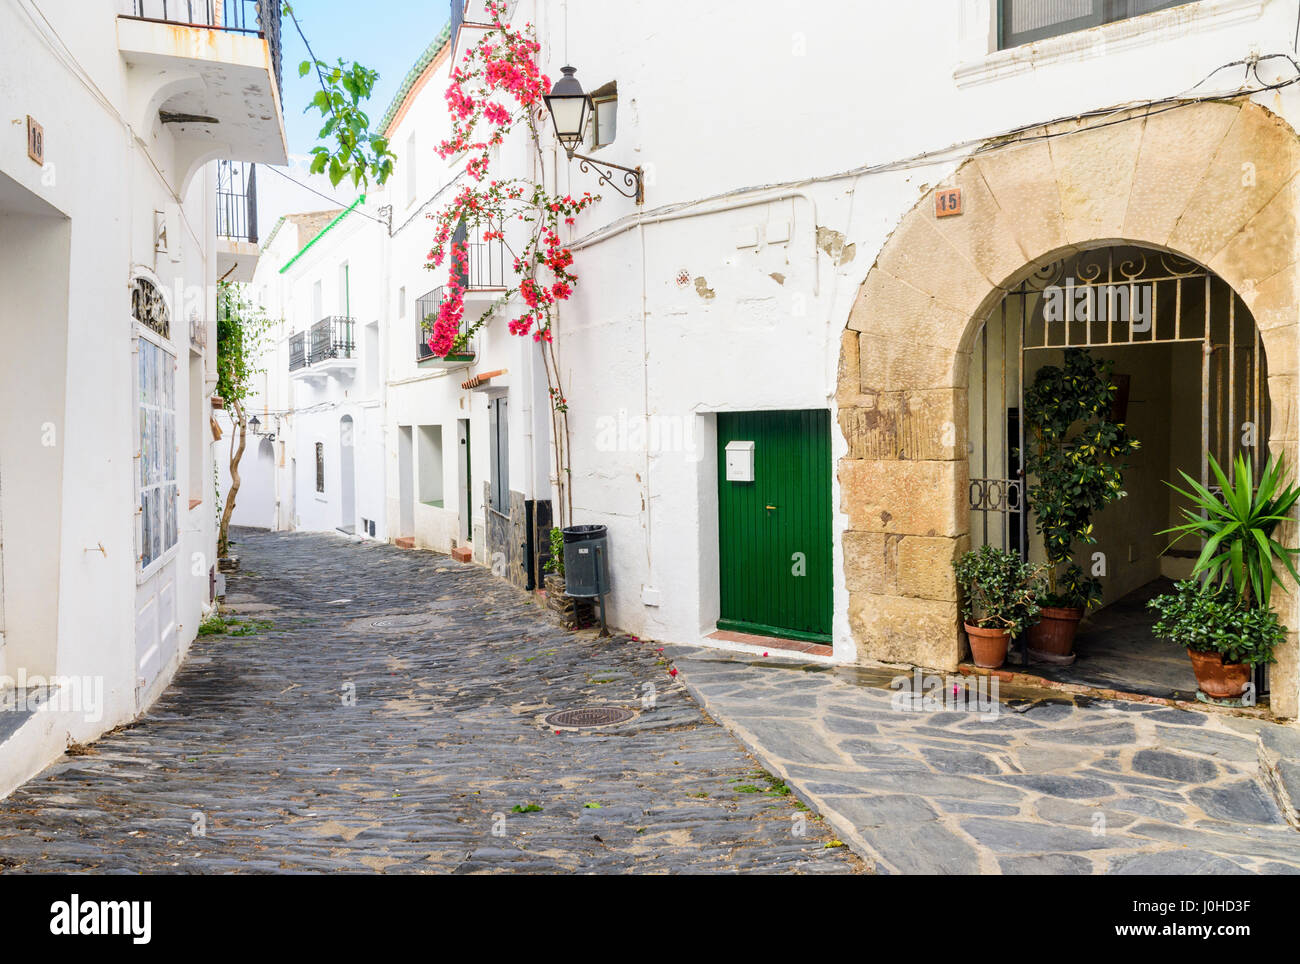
[{"left": 725, "top": 440, "right": 755, "bottom": 482}]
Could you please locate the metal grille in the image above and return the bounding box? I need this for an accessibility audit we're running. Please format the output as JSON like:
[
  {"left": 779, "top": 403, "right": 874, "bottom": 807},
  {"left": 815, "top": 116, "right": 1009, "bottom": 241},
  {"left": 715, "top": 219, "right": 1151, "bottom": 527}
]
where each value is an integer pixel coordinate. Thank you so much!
[
  {"left": 543, "top": 707, "right": 635, "bottom": 728},
  {"left": 970, "top": 244, "right": 1271, "bottom": 693},
  {"left": 998, "top": 0, "right": 1198, "bottom": 48},
  {"left": 216, "top": 160, "right": 258, "bottom": 244}
]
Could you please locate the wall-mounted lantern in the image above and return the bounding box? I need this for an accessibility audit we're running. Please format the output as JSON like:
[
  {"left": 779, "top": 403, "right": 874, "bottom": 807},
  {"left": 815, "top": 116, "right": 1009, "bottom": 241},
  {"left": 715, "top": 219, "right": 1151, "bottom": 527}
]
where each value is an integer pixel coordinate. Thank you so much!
[{"left": 544, "top": 66, "right": 643, "bottom": 204}]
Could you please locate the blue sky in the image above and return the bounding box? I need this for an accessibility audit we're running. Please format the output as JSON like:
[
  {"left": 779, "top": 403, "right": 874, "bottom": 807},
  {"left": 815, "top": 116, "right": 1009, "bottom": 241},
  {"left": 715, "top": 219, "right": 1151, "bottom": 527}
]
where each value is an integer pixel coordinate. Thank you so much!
[{"left": 280, "top": 1, "right": 450, "bottom": 156}]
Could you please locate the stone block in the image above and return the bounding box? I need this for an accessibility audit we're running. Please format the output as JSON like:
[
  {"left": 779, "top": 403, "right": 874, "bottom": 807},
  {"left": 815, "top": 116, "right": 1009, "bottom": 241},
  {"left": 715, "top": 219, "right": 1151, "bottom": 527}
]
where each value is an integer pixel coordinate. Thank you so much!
[
  {"left": 838, "top": 389, "right": 965, "bottom": 461},
  {"left": 1047, "top": 112, "right": 1148, "bottom": 246},
  {"left": 1170, "top": 105, "right": 1300, "bottom": 267},
  {"left": 848, "top": 591, "right": 961, "bottom": 670},
  {"left": 838, "top": 457, "right": 966, "bottom": 536},
  {"left": 975, "top": 136, "right": 1068, "bottom": 262},
  {"left": 897, "top": 534, "right": 968, "bottom": 601},
  {"left": 1124, "top": 101, "right": 1239, "bottom": 246}
]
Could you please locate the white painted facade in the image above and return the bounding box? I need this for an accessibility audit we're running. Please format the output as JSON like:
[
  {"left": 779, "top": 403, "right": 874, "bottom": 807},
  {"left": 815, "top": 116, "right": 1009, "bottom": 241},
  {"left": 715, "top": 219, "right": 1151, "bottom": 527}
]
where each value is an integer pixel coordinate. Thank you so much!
[
  {"left": 221, "top": 203, "right": 389, "bottom": 542},
  {"left": 0, "top": 0, "right": 287, "bottom": 795},
  {"left": 235, "top": 0, "right": 1300, "bottom": 698}
]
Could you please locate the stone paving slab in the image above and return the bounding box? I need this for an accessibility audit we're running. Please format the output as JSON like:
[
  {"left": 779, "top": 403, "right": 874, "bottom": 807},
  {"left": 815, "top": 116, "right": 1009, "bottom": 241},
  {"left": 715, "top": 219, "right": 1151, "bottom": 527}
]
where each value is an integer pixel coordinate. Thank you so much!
[
  {"left": 666, "top": 646, "right": 1300, "bottom": 875},
  {"left": 0, "top": 529, "right": 858, "bottom": 875}
]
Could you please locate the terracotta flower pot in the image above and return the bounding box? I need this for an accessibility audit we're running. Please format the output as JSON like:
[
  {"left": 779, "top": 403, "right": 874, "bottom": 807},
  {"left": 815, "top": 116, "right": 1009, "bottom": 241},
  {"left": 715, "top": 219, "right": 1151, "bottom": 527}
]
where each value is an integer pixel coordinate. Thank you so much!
[
  {"left": 1187, "top": 649, "right": 1252, "bottom": 699},
  {"left": 965, "top": 623, "right": 1011, "bottom": 669},
  {"left": 1026, "top": 605, "right": 1083, "bottom": 659}
]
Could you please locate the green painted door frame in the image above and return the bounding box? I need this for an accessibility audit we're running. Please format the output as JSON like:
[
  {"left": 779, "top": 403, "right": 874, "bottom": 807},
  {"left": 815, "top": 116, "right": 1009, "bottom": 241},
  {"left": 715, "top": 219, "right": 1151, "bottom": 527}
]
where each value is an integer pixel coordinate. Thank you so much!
[{"left": 716, "top": 410, "right": 832, "bottom": 643}]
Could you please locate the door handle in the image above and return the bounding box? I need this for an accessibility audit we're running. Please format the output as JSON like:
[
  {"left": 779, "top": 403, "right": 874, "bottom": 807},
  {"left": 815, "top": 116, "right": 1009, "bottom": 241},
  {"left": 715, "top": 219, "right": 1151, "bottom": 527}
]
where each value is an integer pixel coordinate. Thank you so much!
[{"left": 765, "top": 504, "right": 778, "bottom": 511}]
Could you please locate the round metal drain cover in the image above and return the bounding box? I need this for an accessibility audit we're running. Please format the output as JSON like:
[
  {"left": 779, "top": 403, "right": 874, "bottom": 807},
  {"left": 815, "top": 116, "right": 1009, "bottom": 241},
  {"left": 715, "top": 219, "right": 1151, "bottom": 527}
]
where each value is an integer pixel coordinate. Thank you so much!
[{"left": 544, "top": 706, "right": 635, "bottom": 729}]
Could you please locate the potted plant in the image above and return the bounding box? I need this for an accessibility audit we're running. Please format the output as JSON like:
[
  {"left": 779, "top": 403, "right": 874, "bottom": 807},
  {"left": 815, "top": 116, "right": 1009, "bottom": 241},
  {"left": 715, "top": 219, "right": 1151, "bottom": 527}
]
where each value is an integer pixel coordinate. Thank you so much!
[
  {"left": 953, "top": 545, "right": 1046, "bottom": 669},
  {"left": 1147, "top": 580, "right": 1280, "bottom": 698},
  {"left": 1154, "top": 453, "right": 1300, "bottom": 698},
  {"left": 1023, "top": 348, "right": 1140, "bottom": 661}
]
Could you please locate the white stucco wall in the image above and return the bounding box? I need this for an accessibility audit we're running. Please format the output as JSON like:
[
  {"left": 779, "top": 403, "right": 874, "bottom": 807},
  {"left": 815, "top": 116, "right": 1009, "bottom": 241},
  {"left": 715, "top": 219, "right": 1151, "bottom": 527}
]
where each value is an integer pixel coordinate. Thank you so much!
[{"left": 0, "top": 0, "right": 270, "bottom": 794}]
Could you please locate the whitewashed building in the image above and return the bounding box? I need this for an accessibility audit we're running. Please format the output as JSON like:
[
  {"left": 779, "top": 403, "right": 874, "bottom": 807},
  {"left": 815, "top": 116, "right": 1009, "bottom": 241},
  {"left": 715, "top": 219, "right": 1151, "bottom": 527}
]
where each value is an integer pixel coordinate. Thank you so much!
[
  {"left": 236, "top": 0, "right": 1300, "bottom": 719},
  {"left": 0, "top": 0, "right": 287, "bottom": 795},
  {"left": 220, "top": 197, "right": 388, "bottom": 541}
]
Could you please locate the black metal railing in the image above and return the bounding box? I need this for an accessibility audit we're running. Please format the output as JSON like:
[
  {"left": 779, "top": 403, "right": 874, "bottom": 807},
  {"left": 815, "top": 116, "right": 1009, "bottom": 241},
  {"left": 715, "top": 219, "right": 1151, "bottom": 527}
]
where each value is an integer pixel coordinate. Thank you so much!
[
  {"left": 216, "top": 160, "right": 258, "bottom": 244},
  {"left": 308, "top": 317, "right": 355, "bottom": 365},
  {"left": 416, "top": 287, "right": 477, "bottom": 361},
  {"left": 416, "top": 288, "right": 444, "bottom": 361},
  {"left": 288, "top": 331, "right": 307, "bottom": 371},
  {"left": 129, "top": 1, "right": 282, "bottom": 95},
  {"left": 451, "top": 219, "right": 508, "bottom": 290}
]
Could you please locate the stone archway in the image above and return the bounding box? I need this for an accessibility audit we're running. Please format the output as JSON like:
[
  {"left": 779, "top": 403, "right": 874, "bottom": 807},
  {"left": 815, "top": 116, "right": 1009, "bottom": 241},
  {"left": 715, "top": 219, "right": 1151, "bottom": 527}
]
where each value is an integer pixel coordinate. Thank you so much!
[{"left": 837, "top": 99, "right": 1300, "bottom": 717}]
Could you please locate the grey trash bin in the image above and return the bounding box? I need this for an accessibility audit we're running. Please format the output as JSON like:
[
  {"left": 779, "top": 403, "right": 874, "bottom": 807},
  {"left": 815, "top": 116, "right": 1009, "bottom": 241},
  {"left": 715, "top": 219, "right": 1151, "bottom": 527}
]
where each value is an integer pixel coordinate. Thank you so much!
[{"left": 562, "top": 524, "right": 610, "bottom": 598}]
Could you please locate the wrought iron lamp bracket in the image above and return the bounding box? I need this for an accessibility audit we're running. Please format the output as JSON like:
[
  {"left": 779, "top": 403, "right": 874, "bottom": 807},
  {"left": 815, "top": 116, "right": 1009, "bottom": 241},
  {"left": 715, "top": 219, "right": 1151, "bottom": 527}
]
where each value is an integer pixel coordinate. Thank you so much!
[{"left": 566, "top": 150, "right": 644, "bottom": 204}]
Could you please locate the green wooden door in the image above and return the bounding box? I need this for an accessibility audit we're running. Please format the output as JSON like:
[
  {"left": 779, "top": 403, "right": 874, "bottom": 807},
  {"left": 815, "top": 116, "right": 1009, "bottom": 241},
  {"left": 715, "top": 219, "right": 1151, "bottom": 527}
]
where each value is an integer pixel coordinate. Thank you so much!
[{"left": 717, "top": 410, "right": 832, "bottom": 642}]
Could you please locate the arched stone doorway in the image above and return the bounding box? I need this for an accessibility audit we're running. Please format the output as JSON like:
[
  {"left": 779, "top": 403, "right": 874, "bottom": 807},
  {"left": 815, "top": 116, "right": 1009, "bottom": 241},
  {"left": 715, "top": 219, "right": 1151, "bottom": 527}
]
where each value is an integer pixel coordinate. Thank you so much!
[
  {"left": 969, "top": 243, "right": 1270, "bottom": 698},
  {"left": 838, "top": 99, "right": 1300, "bottom": 717}
]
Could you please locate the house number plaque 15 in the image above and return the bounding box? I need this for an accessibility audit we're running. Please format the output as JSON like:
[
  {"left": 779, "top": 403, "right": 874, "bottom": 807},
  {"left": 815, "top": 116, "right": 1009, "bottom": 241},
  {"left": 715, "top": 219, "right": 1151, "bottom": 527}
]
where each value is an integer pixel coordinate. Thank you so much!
[{"left": 935, "top": 187, "right": 962, "bottom": 218}]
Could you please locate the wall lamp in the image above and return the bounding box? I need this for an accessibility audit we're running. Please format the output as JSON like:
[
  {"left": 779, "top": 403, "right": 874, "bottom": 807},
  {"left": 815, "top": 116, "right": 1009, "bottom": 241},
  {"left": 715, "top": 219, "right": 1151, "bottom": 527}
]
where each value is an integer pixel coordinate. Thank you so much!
[{"left": 544, "top": 66, "right": 644, "bottom": 204}]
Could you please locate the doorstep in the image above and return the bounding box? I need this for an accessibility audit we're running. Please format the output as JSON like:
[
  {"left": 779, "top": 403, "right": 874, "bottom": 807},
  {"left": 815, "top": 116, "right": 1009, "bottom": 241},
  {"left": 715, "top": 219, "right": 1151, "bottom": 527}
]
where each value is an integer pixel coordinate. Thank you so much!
[
  {"left": 705, "top": 629, "right": 833, "bottom": 659},
  {"left": 957, "top": 661, "right": 1276, "bottom": 721}
]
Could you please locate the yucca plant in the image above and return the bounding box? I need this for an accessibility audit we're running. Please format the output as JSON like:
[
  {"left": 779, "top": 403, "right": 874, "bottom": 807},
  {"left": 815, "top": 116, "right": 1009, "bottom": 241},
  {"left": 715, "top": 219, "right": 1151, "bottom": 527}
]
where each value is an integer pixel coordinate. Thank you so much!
[{"left": 1160, "top": 453, "right": 1300, "bottom": 608}]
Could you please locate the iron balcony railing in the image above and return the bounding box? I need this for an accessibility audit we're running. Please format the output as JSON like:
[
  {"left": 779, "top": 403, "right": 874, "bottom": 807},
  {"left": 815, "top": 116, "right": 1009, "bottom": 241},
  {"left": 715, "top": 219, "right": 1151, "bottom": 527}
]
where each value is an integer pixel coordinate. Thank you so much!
[
  {"left": 451, "top": 220, "right": 508, "bottom": 290},
  {"left": 416, "top": 287, "right": 444, "bottom": 362},
  {"left": 128, "top": 0, "right": 283, "bottom": 96},
  {"left": 308, "top": 317, "right": 356, "bottom": 365},
  {"left": 288, "top": 331, "right": 307, "bottom": 371},
  {"left": 216, "top": 160, "right": 258, "bottom": 244},
  {"left": 416, "top": 287, "right": 477, "bottom": 361}
]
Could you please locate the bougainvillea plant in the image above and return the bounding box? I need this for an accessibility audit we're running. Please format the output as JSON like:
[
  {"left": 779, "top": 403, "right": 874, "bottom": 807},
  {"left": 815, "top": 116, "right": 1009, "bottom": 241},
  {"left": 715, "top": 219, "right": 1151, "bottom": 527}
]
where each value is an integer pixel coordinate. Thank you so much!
[{"left": 426, "top": 0, "right": 599, "bottom": 523}]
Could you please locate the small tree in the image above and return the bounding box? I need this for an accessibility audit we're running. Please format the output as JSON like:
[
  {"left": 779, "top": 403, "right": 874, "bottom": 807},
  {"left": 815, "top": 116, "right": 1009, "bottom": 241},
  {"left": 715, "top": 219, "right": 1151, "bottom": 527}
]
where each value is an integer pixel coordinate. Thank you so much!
[
  {"left": 216, "top": 282, "right": 272, "bottom": 558},
  {"left": 1024, "top": 348, "right": 1140, "bottom": 609}
]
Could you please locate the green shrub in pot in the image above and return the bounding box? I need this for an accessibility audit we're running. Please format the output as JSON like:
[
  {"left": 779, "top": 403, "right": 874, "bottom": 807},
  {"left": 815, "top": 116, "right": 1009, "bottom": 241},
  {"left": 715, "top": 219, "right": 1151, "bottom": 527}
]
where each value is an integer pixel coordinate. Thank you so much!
[{"left": 953, "top": 546, "right": 1046, "bottom": 668}]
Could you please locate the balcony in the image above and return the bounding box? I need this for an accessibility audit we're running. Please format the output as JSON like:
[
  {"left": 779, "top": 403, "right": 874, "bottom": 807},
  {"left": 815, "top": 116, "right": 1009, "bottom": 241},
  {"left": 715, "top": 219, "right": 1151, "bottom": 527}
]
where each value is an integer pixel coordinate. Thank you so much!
[
  {"left": 416, "top": 287, "right": 477, "bottom": 369},
  {"left": 216, "top": 159, "right": 259, "bottom": 281},
  {"left": 451, "top": 220, "right": 508, "bottom": 309},
  {"left": 117, "top": 0, "right": 288, "bottom": 189},
  {"left": 290, "top": 317, "right": 357, "bottom": 380}
]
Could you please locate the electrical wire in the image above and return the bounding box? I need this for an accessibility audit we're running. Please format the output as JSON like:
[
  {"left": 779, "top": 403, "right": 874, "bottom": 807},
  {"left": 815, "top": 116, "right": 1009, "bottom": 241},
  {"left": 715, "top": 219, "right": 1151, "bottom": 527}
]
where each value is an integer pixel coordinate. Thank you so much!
[{"left": 262, "top": 163, "right": 387, "bottom": 227}]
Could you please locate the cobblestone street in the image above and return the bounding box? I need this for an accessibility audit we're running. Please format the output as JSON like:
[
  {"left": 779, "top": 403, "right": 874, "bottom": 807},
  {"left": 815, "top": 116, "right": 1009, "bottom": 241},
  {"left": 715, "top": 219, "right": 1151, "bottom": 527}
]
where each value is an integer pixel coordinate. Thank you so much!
[{"left": 0, "top": 529, "right": 856, "bottom": 874}]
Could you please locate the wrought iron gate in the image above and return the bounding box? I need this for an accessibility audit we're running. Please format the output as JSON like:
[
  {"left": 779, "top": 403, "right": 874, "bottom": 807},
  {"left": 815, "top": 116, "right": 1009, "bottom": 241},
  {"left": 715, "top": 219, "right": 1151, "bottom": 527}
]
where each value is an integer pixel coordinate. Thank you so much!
[{"left": 969, "top": 245, "right": 1271, "bottom": 694}]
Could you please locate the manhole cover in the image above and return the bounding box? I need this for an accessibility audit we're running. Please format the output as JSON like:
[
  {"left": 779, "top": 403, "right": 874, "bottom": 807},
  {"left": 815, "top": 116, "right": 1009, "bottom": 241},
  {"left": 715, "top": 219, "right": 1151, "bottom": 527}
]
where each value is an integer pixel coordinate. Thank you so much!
[
  {"left": 544, "top": 707, "right": 635, "bottom": 729},
  {"left": 351, "top": 612, "right": 449, "bottom": 633}
]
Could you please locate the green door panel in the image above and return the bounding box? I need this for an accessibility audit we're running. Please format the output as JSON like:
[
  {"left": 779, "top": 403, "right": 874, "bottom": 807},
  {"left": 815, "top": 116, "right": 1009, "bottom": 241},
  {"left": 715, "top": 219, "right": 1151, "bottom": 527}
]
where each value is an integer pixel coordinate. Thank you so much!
[{"left": 717, "top": 410, "right": 832, "bottom": 642}]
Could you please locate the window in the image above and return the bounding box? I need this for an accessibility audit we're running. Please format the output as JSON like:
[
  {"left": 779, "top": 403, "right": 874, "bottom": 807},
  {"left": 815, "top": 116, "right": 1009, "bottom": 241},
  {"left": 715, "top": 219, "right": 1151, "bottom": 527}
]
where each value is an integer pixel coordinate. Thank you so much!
[
  {"left": 137, "top": 334, "right": 178, "bottom": 571},
  {"left": 590, "top": 82, "right": 617, "bottom": 149},
  {"left": 315, "top": 442, "right": 325, "bottom": 493},
  {"left": 339, "top": 262, "right": 350, "bottom": 317},
  {"left": 998, "top": 0, "right": 1198, "bottom": 48},
  {"left": 312, "top": 279, "right": 323, "bottom": 323},
  {"left": 398, "top": 285, "right": 406, "bottom": 318}
]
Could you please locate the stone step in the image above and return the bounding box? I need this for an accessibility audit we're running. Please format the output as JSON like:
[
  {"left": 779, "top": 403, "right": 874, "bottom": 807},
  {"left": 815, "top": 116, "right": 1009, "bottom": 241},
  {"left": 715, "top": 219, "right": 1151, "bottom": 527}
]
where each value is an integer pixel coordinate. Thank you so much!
[{"left": 394, "top": 536, "right": 415, "bottom": 550}]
